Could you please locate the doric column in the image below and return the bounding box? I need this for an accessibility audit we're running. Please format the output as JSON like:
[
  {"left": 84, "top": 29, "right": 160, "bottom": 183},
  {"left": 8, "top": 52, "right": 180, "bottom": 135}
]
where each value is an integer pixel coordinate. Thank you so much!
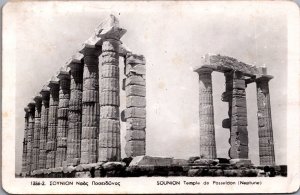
[
  {"left": 32, "top": 95, "right": 42, "bottom": 171},
  {"left": 123, "top": 54, "right": 146, "bottom": 157},
  {"left": 39, "top": 87, "right": 50, "bottom": 169},
  {"left": 98, "top": 17, "right": 126, "bottom": 162},
  {"left": 46, "top": 77, "right": 59, "bottom": 168},
  {"left": 256, "top": 75, "right": 275, "bottom": 165},
  {"left": 194, "top": 68, "right": 216, "bottom": 159},
  {"left": 229, "top": 71, "right": 248, "bottom": 159},
  {"left": 56, "top": 67, "right": 71, "bottom": 167},
  {"left": 26, "top": 102, "right": 35, "bottom": 173},
  {"left": 79, "top": 44, "right": 101, "bottom": 164},
  {"left": 21, "top": 107, "right": 29, "bottom": 175},
  {"left": 66, "top": 53, "right": 84, "bottom": 166}
]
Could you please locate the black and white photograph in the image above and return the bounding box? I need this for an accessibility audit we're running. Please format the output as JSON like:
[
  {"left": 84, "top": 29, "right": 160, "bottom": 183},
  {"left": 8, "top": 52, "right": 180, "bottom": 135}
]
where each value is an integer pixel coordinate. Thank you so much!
[{"left": 2, "top": 1, "right": 299, "bottom": 194}]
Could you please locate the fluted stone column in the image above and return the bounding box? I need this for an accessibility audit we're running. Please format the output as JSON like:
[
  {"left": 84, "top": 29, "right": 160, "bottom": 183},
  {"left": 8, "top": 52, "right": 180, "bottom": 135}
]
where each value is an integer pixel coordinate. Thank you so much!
[
  {"left": 22, "top": 107, "right": 29, "bottom": 175},
  {"left": 123, "top": 54, "right": 146, "bottom": 157},
  {"left": 256, "top": 75, "right": 275, "bottom": 165},
  {"left": 32, "top": 95, "right": 42, "bottom": 171},
  {"left": 39, "top": 87, "right": 50, "bottom": 169},
  {"left": 46, "top": 78, "right": 59, "bottom": 168},
  {"left": 194, "top": 68, "right": 216, "bottom": 159},
  {"left": 56, "top": 68, "right": 71, "bottom": 167},
  {"left": 229, "top": 71, "right": 248, "bottom": 159},
  {"left": 67, "top": 53, "right": 84, "bottom": 166},
  {"left": 80, "top": 46, "right": 101, "bottom": 164},
  {"left": 98, "top": 39, "right": 122, "bottom": 162},
  {"left": 26, "top": 102, "right": 35, "bottom": 173}
]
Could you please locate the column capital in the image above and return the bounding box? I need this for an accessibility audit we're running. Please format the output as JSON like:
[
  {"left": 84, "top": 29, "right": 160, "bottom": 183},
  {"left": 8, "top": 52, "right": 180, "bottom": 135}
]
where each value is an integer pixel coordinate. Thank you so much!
[
  {"left": 66, "top": 52, "right": 84, "bottom": 69},
  {"left": 24, "top": 106, "right": 30, "bottom": 118},
  {"left": 57, "top": 66, "right": 70, "bottom": 81},
  {"left": 33, "top": 95, "right": 42, "bottom": 107},
  {"left": 256, "top": 75, "right": 273, "bottom": 83},
  {"left": 193, "top": 67, "right": 213, "bottom": 75},
  {"left": 79, "top": 36, "right": 102, "bottom": 56},
  {"left": 95, "top": 14, "right": 126, "bottom": 41},
  {"left": 119, "top": 44, "right": 132, "bottom": 57},
  {"left": 40, "top": 86, "right": 50, "bottom": 99},
  {"left": 48, "top": 76, "right": 59, "bottom": 89}
]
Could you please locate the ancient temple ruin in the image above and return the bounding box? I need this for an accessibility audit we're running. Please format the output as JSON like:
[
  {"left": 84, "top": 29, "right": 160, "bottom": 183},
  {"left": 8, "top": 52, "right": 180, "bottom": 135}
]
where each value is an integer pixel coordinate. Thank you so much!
[
  {"left": 21, "top": 15, "right": 146, "bottom": 177},
  {"left": 20, "top": 15, "right": 281, "bottom": 178},
  {"left": 193, "top": 54, "right": 276, "bottom": 166}
]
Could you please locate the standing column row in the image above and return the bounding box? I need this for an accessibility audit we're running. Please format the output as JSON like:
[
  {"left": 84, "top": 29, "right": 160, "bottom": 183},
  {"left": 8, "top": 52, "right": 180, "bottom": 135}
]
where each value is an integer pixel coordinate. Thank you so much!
[
  {"left": 123, "top": 54, "right": 146, "bottom": 157},
  {"left": 195, "top": 68, "right": 216, "bottom": 159},
  {"left": 67, "top": 54, "right": 84, "bottom": 166},
  {"left": 56, "top": 69, "right": 71, "bottom": 167}
]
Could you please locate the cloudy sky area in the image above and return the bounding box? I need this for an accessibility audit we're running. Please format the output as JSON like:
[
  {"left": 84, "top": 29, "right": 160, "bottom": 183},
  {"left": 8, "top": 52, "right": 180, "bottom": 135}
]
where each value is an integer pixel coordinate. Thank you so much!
[{"left": 5, "top": 1, "right": 288, "bottom": 173}]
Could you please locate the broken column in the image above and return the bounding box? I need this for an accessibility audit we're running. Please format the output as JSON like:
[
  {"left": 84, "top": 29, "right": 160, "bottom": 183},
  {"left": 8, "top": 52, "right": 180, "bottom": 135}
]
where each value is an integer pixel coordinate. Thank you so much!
[
  {"left": 222, "top": 71, "right": 233, "bottom": 149},
  {"left": 32, "top": 95, "right": 42, "bottom": 171},
  {"left": 22, "top": 107, "right": 29, "bottom": 175},
  {"left": 123, "top": 54, "right": 146, "bottom": 157},
  {"left": 56, "top": 67, "right": 71, "bottom": 167},
  {"left": 66, "top": 53, "right": 84, "bottom": 166},
  {"left": 229, "top": 71, "right": 248, "bottom": 159},
  {"left": 98, "top": 15, "right": 126, "bottom": 162},
  {"left": 26, "top": 102, "right": 35, "bottom": 173},
  {"left": 46, "top": 77, "right": 59, "bottom": 168},
  {"left": 194, "top": 68, "right": 216, "bottom": 159},
  {"left": 256, "top": 75, "right": 275, "bottom": 165},
  {"left": 39, "top": 86, "right": 50, "bottom": 169},
  {"left": 80, "top": 40, "right": 101, "bottom": 164}
]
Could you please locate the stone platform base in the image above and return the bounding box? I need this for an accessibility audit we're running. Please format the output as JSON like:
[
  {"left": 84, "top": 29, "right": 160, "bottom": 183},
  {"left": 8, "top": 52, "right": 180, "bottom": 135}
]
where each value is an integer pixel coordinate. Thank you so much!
[{"left": 23, "top": 156, "right": 287, "bottom": 178}]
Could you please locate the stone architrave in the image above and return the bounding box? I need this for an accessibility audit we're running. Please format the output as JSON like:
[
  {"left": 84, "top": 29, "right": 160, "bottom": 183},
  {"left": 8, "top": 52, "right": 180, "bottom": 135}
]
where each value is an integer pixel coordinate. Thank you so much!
[
  {"left": 39, "top": 87, "right": 50, "bottom": 169},
  {"left": 56, "top": 67, "right": 71, "bottom": 167},
  {"left": 46, "top": 77, "right": 60, "bottom": 168},
  {"left": 26, "top": 102, "right": 35, "bottom": 173},
  {"left": 66, "top": 53, "right": 84, "bottom": 166},
  {"left": 79, "top": 40, "right": 102, "bottom": 164},
  {"left": 194, "top": 68, "right": 216, "bottom": 159},
  {"left": 98, "top": 15, "right": 126, "bottom": 162},
  {"left": 123, "top": 54, "right": 146, "bottom": 157},
  {"left": 229, "top": 71, "right": 248, "bottom": 159},
  {"left": 256, "top": 75, "right": 275, "bottom": 165},
  {"left": 21, "top": 107, "right": 30, "bottom": 175},
  {"left": 32, "top": 95, "right": 42, "bottom": 171}
]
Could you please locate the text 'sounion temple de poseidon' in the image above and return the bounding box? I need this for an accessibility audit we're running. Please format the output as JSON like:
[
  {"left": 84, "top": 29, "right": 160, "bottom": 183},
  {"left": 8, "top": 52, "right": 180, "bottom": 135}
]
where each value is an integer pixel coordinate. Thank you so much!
[{"left": 21, "top": 15, "right": 281, "bottom": 178}]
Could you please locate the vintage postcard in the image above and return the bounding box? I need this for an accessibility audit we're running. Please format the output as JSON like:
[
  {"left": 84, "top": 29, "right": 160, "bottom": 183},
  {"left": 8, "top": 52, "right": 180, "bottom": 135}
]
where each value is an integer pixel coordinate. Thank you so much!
[{"left": 2, "top": 0, "right": 299, "bottom": 194}]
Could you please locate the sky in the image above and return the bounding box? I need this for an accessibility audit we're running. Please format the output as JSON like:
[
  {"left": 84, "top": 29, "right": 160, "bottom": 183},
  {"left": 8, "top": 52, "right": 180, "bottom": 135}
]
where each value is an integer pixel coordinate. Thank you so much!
[{"left": 3, "top": 1, "right": 289, "bottom": 174}]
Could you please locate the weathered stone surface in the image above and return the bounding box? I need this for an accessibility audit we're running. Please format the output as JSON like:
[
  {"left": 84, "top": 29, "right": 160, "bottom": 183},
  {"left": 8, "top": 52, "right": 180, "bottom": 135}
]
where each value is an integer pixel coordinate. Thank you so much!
[
  {"left": 125, "top": 64, "right": 146, "bottom": 76},
  {"left": 100, "top": 91, "right": 120, "bottom": 106},
  {"left": 129, "top": 156, "right": 173, "bottom": 166},
  {"left": 172, "top": 159, "right": 188, "bottom": 166},
  {"left": 126, "top": 54, "right": 146, "bottom": 65},
  {"left": 102, "top": 162, "right": 126, "bottom": 171},
  {"left": 100, "top": 106, "right": 119, "bottom": 119},
  {"left": 230, "top": 159, "right": 252, "bottom": 168},
  {"left": 193, "top": 159, "right": 218, "bottom": 165},
  {"left": 126, "top": 118, "right": 146, "bottom": 130},
  {"left": 125, "top": 130, "right": 146, "bottom": 141},
  {"left": 125, "top": 75, "right": 146, "bottom": 86},
  {"left": 125, "top": 85, "right": 146, "bottom": 97},
  {"left": 126, "top": 96, "right": 146, "bottom": 108},
  {"left": 75, "top": 171, "right": 91, "bottom": 178},
  {"left": 125, "top": 141, "right": 145, "bottom": 157},
  {"left": 125, "top": 107, "right": 146, "bottom": 119}
]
